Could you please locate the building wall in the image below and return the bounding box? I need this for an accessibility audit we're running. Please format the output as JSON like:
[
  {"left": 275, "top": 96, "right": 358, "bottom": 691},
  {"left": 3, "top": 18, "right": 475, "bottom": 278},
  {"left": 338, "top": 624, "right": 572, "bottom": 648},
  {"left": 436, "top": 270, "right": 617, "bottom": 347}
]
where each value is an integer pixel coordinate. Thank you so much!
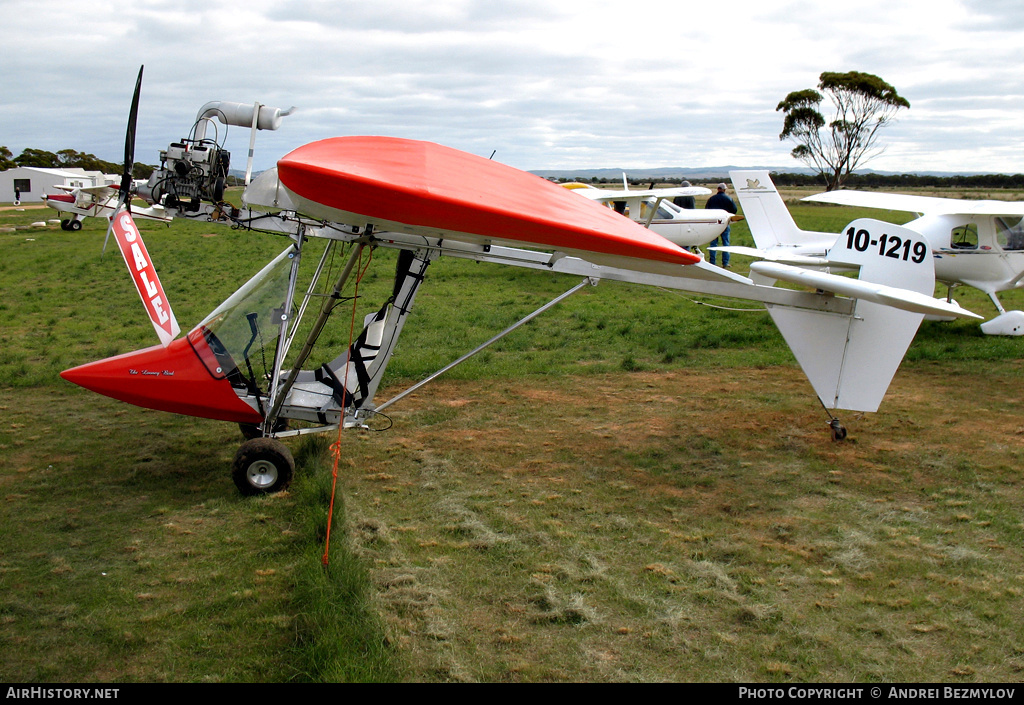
[{"left": 0, "top": 167, "right": 108, "bottom": 203}]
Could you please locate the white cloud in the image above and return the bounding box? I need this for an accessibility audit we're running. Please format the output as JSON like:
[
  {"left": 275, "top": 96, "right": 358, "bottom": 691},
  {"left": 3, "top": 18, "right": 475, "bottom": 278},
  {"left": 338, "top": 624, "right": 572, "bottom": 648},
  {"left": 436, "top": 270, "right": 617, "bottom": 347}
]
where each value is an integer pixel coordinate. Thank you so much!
[{"left": 2, "top": 0, "right": 1021, "bottom": 174}]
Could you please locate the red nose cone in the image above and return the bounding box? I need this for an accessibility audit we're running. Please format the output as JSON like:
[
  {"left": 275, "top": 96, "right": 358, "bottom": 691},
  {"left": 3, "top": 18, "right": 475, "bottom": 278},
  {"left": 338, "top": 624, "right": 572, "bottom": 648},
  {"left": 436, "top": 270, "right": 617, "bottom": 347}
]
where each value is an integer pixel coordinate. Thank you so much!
[{"left": 61, "top": 334, "right": 263, "bottom": 424}]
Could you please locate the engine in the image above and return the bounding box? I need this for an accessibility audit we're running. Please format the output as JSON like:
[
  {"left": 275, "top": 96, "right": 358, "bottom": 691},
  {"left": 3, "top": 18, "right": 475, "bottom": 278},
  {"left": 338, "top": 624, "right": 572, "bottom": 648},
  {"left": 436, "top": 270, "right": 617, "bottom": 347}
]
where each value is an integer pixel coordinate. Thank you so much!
[
  {"left": 139, "top": 141, "right": 231, "bottom": 211},
  {"left": 137, "top": 101, "right": 294, "bottom": 213}
]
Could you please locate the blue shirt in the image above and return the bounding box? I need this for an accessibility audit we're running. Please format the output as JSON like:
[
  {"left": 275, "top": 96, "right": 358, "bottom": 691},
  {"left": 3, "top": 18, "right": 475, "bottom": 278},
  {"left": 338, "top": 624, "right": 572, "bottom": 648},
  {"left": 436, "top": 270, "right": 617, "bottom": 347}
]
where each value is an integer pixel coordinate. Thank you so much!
[{"left": 705, "top": 191, "right": 737, "bottom": 214}]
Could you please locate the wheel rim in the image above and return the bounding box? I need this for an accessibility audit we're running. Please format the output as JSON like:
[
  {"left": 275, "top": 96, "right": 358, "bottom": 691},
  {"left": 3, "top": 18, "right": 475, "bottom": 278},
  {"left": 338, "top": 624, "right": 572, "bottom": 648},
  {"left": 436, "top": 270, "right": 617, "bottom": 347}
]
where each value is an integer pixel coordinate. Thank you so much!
[{"left": 246, "top": 459, "right": 279, "bottom": 489}]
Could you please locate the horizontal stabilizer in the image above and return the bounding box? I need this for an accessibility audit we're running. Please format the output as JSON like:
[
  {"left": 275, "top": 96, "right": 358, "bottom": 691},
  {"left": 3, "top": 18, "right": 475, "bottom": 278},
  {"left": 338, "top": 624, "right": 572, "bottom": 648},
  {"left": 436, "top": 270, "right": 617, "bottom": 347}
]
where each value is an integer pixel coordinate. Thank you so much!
[
  {"left": 750, "top": 262, "right": 982, "bottom": 320},
  {"left": 713, "top": 245, "right": 830, "bottom": 267}
]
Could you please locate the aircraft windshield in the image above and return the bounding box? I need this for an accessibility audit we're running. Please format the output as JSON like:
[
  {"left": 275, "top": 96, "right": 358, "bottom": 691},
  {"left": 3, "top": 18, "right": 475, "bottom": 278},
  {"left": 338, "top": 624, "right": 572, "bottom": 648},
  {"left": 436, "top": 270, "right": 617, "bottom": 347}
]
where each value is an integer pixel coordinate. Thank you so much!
[
  {"left": 190, "top": 246, "right": 295, "bottom": 388},
  {"left": 641, "top": 199, "right": 678, "bottom": 221},
  {"left": 995, "top": 216, "right": 1024, "bottom": 251}
]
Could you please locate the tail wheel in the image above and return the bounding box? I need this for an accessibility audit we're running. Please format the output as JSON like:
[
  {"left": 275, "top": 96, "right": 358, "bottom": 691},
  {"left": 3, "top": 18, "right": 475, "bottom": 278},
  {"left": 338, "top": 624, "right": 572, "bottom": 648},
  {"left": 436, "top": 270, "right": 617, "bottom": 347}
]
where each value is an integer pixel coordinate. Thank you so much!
[
  {"left": 829, "top": 419, "right": 848, "bottom": 442},
  {"left": 232, "top": 438, "right": 295, "bottom": 496}
]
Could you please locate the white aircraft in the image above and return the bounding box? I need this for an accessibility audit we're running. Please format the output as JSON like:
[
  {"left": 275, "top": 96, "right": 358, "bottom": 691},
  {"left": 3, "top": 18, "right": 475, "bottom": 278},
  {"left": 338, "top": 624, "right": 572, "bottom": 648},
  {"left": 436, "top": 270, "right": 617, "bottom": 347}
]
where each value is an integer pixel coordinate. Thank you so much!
[
  {"left": 562, "top": 179, "right": 739, "bottom": 249},
  {"left": 42, "top": 183, "right": 172, "bottom": 230},
  {"left": 724, "top": 170, "right": 1024, "bottom": 336},
  {"left": 803, "top": 188, "right": 1024, "bottom": 335}
]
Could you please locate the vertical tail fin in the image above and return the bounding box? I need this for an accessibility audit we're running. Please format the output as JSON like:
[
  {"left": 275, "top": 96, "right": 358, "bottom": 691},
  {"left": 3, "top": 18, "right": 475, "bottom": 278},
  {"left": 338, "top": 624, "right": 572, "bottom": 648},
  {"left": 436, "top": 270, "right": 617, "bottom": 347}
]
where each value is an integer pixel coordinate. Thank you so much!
[{"left": 729, "top": 170, "right": 823, "bottom": 250}]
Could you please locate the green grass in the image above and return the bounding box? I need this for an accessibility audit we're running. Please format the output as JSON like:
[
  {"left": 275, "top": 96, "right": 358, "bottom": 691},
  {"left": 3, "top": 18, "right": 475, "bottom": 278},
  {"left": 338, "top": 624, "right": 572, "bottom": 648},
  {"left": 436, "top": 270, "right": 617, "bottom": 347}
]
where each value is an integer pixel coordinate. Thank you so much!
[{"left": 2, "top": 193, "right": 1024, "bottom": 682}]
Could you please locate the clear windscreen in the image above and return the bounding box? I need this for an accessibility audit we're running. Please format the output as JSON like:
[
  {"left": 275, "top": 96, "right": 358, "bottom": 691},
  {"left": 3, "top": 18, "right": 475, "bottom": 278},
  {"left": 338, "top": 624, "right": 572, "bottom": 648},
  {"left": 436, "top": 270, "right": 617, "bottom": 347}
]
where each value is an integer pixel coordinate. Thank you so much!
[{"left": 190, "top": 246, "right": 295, "bottom": 387}]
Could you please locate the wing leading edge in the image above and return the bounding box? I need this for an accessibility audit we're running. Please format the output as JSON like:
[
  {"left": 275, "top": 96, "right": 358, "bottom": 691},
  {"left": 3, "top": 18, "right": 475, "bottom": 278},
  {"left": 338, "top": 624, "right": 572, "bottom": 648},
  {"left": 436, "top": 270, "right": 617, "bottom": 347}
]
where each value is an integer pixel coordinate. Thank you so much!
[{"left": 276, "top": 137, "right": 701, "bottom": 271}]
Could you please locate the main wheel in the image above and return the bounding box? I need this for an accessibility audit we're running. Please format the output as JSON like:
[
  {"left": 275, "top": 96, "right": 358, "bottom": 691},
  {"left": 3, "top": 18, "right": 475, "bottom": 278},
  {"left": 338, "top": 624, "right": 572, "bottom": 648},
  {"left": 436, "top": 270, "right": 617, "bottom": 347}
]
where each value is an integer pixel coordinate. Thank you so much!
[
  {"left": 232, "top": 438, "right": 295, "bottom": 496},
  {"left": 68, "top": 219, "right": 82, "bottom": 231}
]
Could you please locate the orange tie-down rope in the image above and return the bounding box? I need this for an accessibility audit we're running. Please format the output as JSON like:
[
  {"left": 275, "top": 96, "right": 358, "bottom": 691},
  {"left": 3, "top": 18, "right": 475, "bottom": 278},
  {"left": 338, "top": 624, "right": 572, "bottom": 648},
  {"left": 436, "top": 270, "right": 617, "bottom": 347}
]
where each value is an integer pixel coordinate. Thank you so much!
[{"left": 323, "top": 246, "right": 374, "bottom": 566}]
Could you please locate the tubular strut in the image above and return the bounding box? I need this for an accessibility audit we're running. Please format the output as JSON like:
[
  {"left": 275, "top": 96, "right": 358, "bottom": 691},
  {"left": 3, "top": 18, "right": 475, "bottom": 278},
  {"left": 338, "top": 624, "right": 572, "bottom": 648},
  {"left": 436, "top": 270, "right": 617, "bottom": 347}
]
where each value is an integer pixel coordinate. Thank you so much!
[
  {"left": 376, "top": 276, "right": 598, "bottom": 413},
  {"left": 265, "top": 240, "right": 368, "bottom": 429},
  {"left": 261, "top": 233, "right": 304, "bottom": 434}
]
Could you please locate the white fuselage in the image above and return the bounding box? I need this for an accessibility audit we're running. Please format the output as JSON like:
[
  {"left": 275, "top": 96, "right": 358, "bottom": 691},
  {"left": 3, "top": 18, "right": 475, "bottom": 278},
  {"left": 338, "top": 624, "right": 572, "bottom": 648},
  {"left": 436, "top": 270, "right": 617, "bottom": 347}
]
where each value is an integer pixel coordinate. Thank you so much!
[
  {"left": 643, "top": 198, "right": 733, "bottom": 248},
  {"left": 562, "top": 182, "right": 731, "bottom": 248},
  {"left": 908, "top": 213, "right": 1024, "bottom": 295},
  {"left": 42, "top": 190, "right": 171, "bottom": 225}
]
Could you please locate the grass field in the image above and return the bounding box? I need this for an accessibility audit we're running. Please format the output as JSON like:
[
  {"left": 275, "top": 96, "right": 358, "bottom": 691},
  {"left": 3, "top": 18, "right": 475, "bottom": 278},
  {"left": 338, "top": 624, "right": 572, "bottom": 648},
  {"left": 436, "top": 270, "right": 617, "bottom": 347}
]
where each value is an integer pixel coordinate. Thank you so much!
[{"left": 1, "top": 190, "right": 1023, "bottom": 682}]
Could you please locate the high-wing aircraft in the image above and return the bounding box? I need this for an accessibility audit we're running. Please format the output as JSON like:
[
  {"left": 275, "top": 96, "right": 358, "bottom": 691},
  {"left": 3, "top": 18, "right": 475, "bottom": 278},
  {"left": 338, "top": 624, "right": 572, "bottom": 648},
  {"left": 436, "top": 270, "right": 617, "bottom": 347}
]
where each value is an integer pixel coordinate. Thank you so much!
[
  {"left": 563, "top": 178, "right": 740, "bottom": 249},
  {"left": 58, "top": 73, "right": 982, "bottom": 496},
  {"left": 724, "top": 171, "right": 1024, "bottom": 336},
  {"left": 42, "top": 183, "right": 172, "bottom": 230}
]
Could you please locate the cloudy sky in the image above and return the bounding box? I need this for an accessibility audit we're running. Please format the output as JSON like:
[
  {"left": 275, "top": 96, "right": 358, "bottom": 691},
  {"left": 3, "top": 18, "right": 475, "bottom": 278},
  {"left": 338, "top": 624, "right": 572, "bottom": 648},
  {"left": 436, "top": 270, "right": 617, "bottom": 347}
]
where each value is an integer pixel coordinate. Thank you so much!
[{"left": 3, "top": 0, "right": 1023, "bottom": 175}]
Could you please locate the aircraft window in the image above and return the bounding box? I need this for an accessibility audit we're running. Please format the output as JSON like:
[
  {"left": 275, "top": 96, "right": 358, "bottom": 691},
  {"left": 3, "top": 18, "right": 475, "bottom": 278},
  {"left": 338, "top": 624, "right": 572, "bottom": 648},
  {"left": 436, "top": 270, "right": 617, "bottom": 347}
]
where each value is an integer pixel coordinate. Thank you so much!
[
  {"left": 995, "top": 216, "right": 1024, "bottom": 251},
  {"left": 656, "top": 206, "right": 674, "bottom": 219},
  {"left": 194, "top": 246, "right": 295, "bottom": 392},
  {"left": 950, "top": 224, "right": 978, "bottom": 249}
]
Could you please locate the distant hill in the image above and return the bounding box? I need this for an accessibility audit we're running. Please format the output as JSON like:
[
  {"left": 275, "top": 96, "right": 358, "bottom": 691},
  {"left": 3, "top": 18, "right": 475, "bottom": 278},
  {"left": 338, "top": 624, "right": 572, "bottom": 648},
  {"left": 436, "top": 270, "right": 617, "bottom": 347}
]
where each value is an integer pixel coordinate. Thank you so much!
[
  {"left": 529, "top": 166, "right": 796, "bottom": 181},
  {"left": 529, "top": 166, "right": 1003, "bottom": 182}
]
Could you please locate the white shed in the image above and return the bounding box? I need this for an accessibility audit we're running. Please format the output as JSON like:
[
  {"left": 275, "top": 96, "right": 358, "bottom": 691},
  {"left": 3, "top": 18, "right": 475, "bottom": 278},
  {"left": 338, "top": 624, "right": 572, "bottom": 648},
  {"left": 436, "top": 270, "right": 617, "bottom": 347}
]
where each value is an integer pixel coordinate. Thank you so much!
[{"left": 1, "top": 167, "right": 117, "bottom": 204}]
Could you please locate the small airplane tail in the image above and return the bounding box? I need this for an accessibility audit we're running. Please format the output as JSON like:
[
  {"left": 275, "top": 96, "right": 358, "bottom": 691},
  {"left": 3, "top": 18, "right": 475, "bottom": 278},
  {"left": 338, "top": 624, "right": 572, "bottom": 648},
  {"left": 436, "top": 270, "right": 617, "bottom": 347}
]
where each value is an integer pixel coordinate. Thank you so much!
[
  {"left": 729, "top": 170, "right": 823, "bottom": 249},
  {"left": 753, "top": 218, "right": 979, "bottom": 413}
]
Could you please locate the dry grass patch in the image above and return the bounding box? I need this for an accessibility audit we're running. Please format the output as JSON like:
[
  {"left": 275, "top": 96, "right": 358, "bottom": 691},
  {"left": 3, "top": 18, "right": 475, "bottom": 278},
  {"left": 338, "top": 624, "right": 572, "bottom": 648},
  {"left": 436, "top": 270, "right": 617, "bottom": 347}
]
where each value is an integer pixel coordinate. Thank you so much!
[{"left": 327, "top": 363, "right": 1024, "bottom": 681}]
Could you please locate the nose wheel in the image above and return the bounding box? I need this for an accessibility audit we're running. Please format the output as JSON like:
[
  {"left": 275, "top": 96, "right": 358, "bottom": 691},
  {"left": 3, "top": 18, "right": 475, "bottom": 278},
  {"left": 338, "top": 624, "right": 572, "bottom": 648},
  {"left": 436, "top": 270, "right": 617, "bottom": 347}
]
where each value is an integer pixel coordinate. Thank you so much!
[{"left": 231, "top": 437, "right": 295, "bottom": 495}]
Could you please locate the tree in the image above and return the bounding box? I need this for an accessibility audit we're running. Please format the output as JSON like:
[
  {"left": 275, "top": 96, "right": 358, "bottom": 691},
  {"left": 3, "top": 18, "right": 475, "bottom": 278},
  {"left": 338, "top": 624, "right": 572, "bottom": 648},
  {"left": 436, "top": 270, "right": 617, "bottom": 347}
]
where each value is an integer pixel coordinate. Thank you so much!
[
  {"left": 777, "top": 71, "right": 910, "bottom": 191},
  {"left": 56, "top": 149, "right": 120, "bottom": 173},
  {"left": 0, "top": 146, "right": 15, "bottom": 171},
  {"left": 14, "top": 148, "right": 60, "bottom": 168}
]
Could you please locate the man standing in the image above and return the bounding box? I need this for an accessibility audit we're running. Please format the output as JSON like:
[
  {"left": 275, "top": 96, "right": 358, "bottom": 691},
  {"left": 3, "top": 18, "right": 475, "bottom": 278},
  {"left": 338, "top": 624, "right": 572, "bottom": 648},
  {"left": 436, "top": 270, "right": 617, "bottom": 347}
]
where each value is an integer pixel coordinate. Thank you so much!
[
  {"left": 672, "top": 180, "right": 696, "bottom": 210},
  {"left": 705, "top": 183, "right": 737, "bottom": 268}
]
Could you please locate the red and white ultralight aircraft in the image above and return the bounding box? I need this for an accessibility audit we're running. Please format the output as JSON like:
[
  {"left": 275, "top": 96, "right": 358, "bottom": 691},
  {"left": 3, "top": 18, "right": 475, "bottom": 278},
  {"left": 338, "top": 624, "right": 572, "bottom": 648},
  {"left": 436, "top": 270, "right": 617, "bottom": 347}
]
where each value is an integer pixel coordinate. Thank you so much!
[
  {"left": 42, "top": 183, "right": 173, "bottom": 231},
  {"left": 61, "top": 71, "right": 981, "bottom": 496}
]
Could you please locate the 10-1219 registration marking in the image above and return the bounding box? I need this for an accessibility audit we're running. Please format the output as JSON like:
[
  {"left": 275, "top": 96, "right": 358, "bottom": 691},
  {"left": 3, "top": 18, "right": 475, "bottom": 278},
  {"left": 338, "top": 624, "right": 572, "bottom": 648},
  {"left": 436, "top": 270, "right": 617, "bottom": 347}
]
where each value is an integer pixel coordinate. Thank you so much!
[{"left": 846, "top": 226, "right": 928, "bottom": 264}]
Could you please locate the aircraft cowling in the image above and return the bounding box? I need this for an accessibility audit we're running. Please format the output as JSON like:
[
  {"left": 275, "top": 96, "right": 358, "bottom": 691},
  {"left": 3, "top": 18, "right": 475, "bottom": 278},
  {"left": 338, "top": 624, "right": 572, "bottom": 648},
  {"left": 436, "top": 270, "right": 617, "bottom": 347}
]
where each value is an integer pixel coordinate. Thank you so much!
[{"left": 61, "top": 335, "right": 263, "bottom": 424}]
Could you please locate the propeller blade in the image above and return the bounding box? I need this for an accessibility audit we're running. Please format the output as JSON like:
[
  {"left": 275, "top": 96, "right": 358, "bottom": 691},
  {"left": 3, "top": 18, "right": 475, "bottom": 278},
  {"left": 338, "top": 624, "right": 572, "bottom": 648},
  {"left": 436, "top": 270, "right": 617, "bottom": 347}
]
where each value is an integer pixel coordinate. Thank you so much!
[
  {"left": 103, "top": 65, "right": 144, "bottom": 258},
  {"left": 120, "top": 65, "right": 143, "bottom": 202},
  {"left": 110, "top": 207, "right": 180, "bottom": 347},
  {"left": 101, "top": 217, "right": 115, "bottom": 256}
]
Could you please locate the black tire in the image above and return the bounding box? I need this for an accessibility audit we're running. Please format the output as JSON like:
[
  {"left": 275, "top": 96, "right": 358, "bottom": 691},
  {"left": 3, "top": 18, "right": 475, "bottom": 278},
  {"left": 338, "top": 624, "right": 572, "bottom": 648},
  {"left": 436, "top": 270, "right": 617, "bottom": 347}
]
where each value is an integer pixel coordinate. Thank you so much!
[
  {"left": 68, "top": 219, "right": 82, "bottom": 231},
  {"left": 232, "top": 438, "right": 295, "bottom": 496},
  {"left": 829, "top": 420, "right": 848, "bottom": 442},
  {"left": 60, "top": 220, "right": 71, "bottom": 231}
]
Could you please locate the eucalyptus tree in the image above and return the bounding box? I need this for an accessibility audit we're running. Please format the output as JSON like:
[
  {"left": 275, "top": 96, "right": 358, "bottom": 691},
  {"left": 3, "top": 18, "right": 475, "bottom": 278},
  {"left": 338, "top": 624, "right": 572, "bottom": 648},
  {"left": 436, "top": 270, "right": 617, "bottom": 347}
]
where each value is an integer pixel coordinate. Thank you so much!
[{"left": 777, "top": 71, "right": 910, "bottom": 191}]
